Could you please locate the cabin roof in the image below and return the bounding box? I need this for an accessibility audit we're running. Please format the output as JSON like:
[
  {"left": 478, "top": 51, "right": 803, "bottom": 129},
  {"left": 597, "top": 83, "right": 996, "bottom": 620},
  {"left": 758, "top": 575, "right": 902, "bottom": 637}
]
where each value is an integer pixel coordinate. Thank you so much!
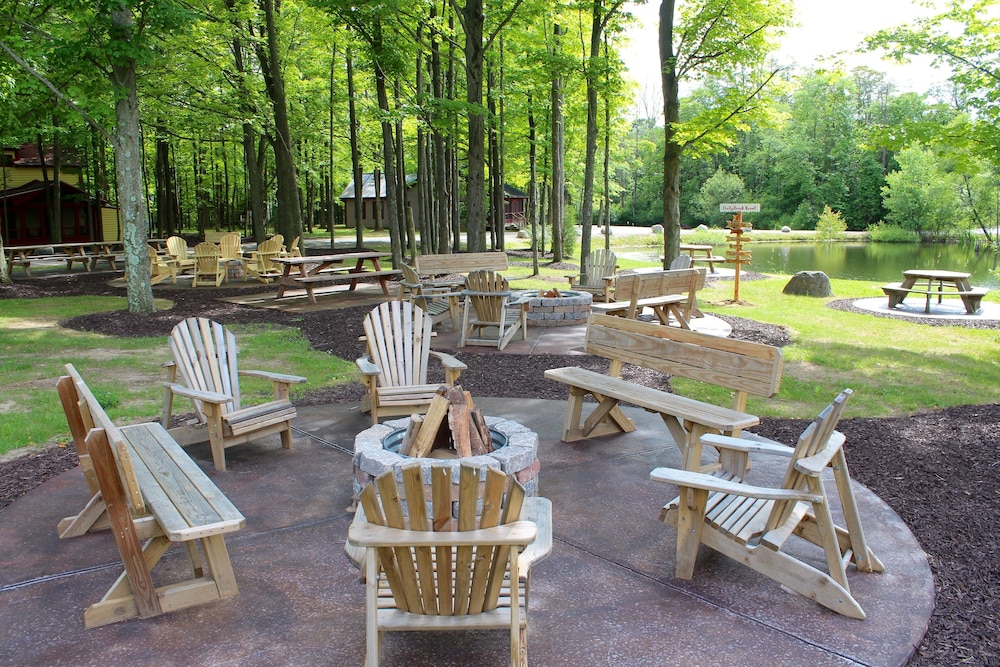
[{"left": 340, "top": 173, "right": 418, "bottom": 200}]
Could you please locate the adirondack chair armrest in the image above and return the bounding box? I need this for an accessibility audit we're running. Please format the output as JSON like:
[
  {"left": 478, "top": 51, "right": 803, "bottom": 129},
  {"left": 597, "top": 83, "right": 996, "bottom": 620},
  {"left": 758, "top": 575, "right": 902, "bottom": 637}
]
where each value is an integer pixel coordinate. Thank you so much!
[
  {"left": 794, "top": 431, "right": 847, "bottom": 475},
  {"left": 239, "top": 369, "right": 307, "bottom": 384},
  {"left": 165, "top": 382, "right": 233, "bottom": 406},
  {"left": 427, "top": 350, "right": 467, "bottom": 372},
  {"left": 649, "top": 467, "right": 823, "bottom": 504},
  {"left": 348, "top": 520, "right": 537, "bottom": 549},
  {"left": 356, "top": 356, "right": 381, "bottom": 377},
  {"left": 699, "top": 433, "right": 795, "bottom": 457},
  {"left": 461, "top": 289, "right": 513, "bottom": 298}
]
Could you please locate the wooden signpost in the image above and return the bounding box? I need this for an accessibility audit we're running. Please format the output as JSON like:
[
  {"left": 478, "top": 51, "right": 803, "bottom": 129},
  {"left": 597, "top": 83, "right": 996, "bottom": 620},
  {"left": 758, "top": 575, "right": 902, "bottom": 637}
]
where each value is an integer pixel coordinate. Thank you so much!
[{"left": 720, "top": 203, "right": 759, "bottom": 302}]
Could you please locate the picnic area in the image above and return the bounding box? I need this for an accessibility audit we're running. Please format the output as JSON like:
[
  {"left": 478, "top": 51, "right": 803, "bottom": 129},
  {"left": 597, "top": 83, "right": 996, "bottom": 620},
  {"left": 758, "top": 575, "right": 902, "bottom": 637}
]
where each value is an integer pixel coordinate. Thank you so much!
[{"left": 1, "top": 266, "right": 997, "bottom": 666}]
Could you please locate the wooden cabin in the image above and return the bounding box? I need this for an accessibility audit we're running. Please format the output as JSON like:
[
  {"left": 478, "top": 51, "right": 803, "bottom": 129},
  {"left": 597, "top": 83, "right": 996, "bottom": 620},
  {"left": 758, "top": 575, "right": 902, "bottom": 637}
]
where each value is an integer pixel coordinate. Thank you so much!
[
  {"left": 1, "top": 146, "right": 119, "bottom": 246},
  {"left": 340, "top": 173, "right": 420, "bottom": 229},
  {"left": 503, "top": 184, "right": 528, "bottom": 229}
]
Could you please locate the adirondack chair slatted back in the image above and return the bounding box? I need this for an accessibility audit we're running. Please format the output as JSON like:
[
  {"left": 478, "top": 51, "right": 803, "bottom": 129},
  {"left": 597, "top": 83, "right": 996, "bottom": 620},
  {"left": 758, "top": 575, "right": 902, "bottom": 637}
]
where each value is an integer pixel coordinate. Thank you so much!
[
  {"left": 466, "top": 270, "right": 508, "bottom": 323},
  {"left": 358, "top": 464, "right": 527, "bottom": 616},
  {"left": 165, "top": 236, "right": 190, "bottom": 264},
  {"left": 247, "top": 237, "right": 283, "bottom": 281},
  {"left": 169, "top": 318, "right": 241, "bottom": 420},
  {"left": 765, "top": 389, "right": 853, "bottom": 533},
  {"left": 283, "top": 235, "right": 301, "bottom": 257},
  {"left": 581, "top": 249, "right": 617, "bottom": 287},
  {"left": 362, "top": 301, "right": 431, "bottom": 389},
  {"left": 218, "top": 234, "right": 242, "bottom": 261}
]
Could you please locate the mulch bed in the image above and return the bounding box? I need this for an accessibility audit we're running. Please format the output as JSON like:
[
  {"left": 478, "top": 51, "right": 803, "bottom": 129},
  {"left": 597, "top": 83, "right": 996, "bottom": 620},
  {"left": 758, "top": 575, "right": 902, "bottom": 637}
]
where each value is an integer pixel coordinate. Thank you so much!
[{"left": 2, "top": 268, "right": 998, "bottom": 666}]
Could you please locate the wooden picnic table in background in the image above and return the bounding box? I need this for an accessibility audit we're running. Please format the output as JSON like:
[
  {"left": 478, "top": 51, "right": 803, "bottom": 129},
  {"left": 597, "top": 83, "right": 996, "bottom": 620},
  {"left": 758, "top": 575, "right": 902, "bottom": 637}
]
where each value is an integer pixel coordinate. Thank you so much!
[
  {"left": 6, "top": 241, "right": 124, "bottom": 276},
  {"left": 883, "top": 269, "right": 989, "bottom": 314},
  {"left": 271, "top": 251, "right": 400, "bottom": 303}
]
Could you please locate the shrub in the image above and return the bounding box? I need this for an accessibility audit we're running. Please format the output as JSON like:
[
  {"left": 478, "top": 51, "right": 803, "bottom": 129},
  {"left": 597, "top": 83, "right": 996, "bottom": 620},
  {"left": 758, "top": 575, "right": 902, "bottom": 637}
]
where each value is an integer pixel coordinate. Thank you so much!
[
  {"left": 815, "top": 206, "right": 847, "bottom": 240},
  {"left": 867, "top": 221, "right": 919, "bottom": 243}
]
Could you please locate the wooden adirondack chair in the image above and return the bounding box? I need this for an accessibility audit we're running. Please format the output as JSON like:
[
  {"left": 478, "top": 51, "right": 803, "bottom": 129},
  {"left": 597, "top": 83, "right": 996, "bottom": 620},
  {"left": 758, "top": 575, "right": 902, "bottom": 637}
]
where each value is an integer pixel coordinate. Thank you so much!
[
  {"left": 148, "top": 245, "right": 177, "bottom": 285},
  {"left": 218, "top": 233, "right": 243, "bottom": 262},
  {"left": 162, "top": 317, "right": 307, "bottom": 470},
  {"left": 191, "top": 242, "right": 226, "bottom": 287},
  {"left": 356, "top": 301, "right": 467, "bottom": 425},
  {"left": 165, "top": 235, "right": 195, "bottom": 273},
  {"left": 650, "top": 389, "right": 885, "bottom": 619},
  {"left": 245, "top": 236, "right": 283, "bottom": 283},
  {"left": 280, "top": 234, "right": 301, "bottom": 257},
  {"left": 348, "top": 463, "right": 541, "bottom": 667},
  {"left": 459, "top": 270, "right": 528, "bottom": 350},
  {"left": 399, "top": 263, "right": 461, "bottom": 330},
  {"left": 567, "top": 248, "right": 618, "bottom": 302}
]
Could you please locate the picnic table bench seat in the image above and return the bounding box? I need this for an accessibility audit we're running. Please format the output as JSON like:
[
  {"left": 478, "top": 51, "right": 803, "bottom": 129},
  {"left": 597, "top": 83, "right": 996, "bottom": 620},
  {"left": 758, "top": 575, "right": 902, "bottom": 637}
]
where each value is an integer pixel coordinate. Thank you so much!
[{"left": 58, "top": 364, "right": 245, "bottom": 628}]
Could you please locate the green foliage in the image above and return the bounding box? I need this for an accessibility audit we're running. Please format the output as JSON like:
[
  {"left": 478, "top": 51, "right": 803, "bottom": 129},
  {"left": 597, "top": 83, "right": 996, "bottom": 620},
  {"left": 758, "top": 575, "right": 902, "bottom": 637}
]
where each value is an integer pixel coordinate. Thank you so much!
[
  {"left": 882, "top": 146, "right": 964, "bottom": 236},
  {"left": 866, "top": 221, "right": 920, "bottom": 243},
  {"left": 815, "top": 206, "right": 847, "bottom": 240},
  {"left": 694, "top": 169, "right": 746, "bottom": 226}
]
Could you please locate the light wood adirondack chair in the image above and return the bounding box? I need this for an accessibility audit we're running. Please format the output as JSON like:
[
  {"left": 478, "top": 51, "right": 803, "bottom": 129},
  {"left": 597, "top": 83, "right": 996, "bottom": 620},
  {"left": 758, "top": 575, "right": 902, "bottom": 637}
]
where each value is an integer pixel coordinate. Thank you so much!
[
  {"left": 348, "top": 464, "right": 541, "bottom": 667},
  {"left": 280, "top": 234, "right": 301, "bottom": 257},
  {"left": 162, "top": 317, "right": 308, "bottom": 470},
  {"left": 567, "top": 248, "right": 618, "bottom": 302},
  {"left": 148, "top": 245, "right": 177, "bottom": 284},
  {"left": 356, "top": 300, "right": 467, "bottom": 425},
  {"left": 651, "top": 389, "right": 885, "bottom": 619},
  {"left": 218, "top": 233, "right": 243, "bottom": 262},
  {"left": 165, "top": 235, "right": 195, "bottom": 273},
  {"left": 245, "top": 236, "right": 283, "bottom": 283},
  {"left": 459, "top": 270, "right": 528, "bottom": 350},
  {"left": 191, "top": 242, "right": 226, "bottom": 287},
  {"left": 399, "top": 263, "right": 461, "bottom": 330}
]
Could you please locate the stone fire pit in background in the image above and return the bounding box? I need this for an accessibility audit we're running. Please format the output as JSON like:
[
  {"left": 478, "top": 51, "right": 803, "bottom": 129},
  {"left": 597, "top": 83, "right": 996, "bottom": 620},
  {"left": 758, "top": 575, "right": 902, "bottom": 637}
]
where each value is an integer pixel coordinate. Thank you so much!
[
  {"left": 352, "top": 416, "right": 540, "bottom": 504},
  {"left": 513, "top": 289, "right": 592, "bottom": 327}
]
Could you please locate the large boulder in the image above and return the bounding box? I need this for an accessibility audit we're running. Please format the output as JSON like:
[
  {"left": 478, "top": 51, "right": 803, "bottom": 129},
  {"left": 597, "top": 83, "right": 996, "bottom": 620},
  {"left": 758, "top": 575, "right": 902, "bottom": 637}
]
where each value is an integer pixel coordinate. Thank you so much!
[{"left": 783, "top": 270, "right": 833, "bottom": 297}]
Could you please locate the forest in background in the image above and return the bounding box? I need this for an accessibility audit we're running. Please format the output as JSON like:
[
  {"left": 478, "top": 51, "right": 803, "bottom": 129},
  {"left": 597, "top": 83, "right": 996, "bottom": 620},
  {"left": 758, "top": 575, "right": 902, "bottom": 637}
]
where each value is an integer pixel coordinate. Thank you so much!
[{"left": 2, "top": 0, "right": 998, "bottom": 261}]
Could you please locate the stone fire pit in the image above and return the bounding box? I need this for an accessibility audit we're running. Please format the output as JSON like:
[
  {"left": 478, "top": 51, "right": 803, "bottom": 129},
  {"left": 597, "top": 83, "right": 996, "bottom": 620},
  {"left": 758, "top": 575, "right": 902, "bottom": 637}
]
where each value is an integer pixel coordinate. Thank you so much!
[
  {"left": 352, "top": 416, "right": 540, "bottom": 503},
  {"left": 513, "top": 289, "right": 592, "bottom": 327}
]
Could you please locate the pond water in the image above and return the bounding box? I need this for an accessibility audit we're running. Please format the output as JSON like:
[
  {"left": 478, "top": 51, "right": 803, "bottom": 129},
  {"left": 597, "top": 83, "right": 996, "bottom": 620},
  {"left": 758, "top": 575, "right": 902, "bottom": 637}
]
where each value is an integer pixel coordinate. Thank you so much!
[
  {"left": 744, "top": 242, "right": 1000, "bottom": 289},
  {"left": 621, "top": 241, "right": 999, "bottom": 289}
]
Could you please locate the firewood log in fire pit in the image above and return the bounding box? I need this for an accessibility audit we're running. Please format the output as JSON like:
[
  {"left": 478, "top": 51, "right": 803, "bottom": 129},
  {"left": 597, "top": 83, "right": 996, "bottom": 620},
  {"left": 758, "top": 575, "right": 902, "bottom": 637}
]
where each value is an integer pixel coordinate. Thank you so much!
[{"left": 398, "top": 385, "right": 493, "bottom": 458}]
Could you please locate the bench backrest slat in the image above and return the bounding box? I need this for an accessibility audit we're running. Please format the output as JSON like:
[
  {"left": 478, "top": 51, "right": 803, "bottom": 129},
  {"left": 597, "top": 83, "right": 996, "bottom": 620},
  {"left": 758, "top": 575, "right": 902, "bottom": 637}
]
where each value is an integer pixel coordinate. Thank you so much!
[
  {"left": 63, "top": 364, "right": 146, "bottom": 515},
  {"left": 584, "top": 314, "right": 783, "bottom": 405},
  {"left": 414, "top": 251, "right": 508, "bottom": 276},
  {"left": 612, "top": 268, "right": 706, "bottom": 303}
]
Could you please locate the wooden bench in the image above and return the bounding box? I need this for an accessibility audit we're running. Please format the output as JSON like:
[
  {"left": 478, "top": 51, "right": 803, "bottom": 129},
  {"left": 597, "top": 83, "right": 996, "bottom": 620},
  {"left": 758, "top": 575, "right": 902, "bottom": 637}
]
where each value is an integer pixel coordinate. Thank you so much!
[
  {"left": 544, "top": 314, "right": 783, "bottom": 471},
  {"left": 413, "top": 251, "right": 509, "bottom": 280},
  {"left": 57, "top": 364, "right": 245, "bottom": 627},
  {"left": 680, "top": 244, "right": 726, "bottom": 273},
  {"left": 882, "top": 282, "right": 989, "bottom": 314},
  {"left": 591, "top": 268, "right": 707, "bottom": 329}
]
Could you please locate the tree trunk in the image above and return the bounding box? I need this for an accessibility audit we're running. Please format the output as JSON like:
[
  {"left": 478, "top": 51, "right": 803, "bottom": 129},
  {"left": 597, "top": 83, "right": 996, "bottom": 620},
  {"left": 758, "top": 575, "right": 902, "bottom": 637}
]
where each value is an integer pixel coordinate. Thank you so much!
[
  {"left": 461, "top": 0, "right": 486, "bottom": 252},
  {"left": 374, "top": 43, "right": 402, "bottom": 267},
  {"left": 257, "top": 0, "right": 303, "bottom": 244},
  {"left": 347, "top": 47, "right": 364, "bottom": 249},
  {"left": 110, "top": 6, "right": 154, "bottom": 313},
  {"left": 528, "top": 102, "right": 539, "bottom": 276},
  {"left": 549, "top": 23, "right": 565, "bottom": 262},
  {"left": 659, "top": 0, "right": 681, "bottom": 267}
]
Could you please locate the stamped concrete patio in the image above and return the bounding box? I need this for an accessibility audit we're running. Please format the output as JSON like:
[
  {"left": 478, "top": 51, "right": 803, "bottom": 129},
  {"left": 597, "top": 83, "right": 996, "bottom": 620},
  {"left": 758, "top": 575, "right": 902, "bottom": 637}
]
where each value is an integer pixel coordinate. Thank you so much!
[{"left": 1, "top": 392, "right": 932, "bottom": 666}]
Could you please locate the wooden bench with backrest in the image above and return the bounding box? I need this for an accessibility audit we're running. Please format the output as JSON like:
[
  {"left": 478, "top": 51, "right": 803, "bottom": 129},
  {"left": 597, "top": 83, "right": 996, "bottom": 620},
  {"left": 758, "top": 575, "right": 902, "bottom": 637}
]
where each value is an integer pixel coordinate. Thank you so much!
[
  {"left": 413, "top": 251, "right": 509, "bottom": 282},
  {"left": 591, "top": 267, "right": 707, "bottom": 329},
  {"left": 57, "top": 364, "right": 245, "bottom": 627},
  {"left": 544, "top": 314, "right": 783, "bottom": 472},
  {"left": 397, "top": 263, "right": 462, "bottom": 329}
]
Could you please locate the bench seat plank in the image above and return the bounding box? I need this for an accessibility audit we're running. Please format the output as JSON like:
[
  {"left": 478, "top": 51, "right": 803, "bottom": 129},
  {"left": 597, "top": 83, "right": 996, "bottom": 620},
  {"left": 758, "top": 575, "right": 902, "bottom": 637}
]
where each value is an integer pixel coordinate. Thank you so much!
[{"left": 121, "top": 423, "right": 245, "bottom": 541}]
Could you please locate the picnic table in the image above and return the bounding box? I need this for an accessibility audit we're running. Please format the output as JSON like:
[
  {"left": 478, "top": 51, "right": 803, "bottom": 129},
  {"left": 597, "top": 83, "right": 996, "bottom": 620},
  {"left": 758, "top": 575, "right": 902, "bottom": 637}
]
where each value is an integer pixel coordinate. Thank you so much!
[
  {"left": 680, "top": 243, "right": 726, "bottom": 273},
  {"left": 271, "top": 251, "right": 400, "bottom": 303},
  {"left": 882, "top": 269, "right": 989, "bottom": 314},
  {"left": 6, "top": 241, "right": 124, "bottom": 276}
]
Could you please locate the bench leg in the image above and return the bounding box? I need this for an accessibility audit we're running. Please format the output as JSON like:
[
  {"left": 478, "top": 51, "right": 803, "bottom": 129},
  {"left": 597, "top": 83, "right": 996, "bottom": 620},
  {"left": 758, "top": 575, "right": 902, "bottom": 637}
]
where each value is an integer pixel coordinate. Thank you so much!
[
  {"left": 201, "top": 535, "right": 240, "bottom": 598},
  {"left": 560, "top": 388, "right": 636, "bottom": 442}
]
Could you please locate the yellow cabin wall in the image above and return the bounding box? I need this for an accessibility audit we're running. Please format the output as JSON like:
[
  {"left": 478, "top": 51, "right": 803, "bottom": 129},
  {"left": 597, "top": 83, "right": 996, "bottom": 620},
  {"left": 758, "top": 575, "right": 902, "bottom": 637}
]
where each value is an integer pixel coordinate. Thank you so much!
[{"left": 1, "top": 167, "right": 81, "bottom": 190}]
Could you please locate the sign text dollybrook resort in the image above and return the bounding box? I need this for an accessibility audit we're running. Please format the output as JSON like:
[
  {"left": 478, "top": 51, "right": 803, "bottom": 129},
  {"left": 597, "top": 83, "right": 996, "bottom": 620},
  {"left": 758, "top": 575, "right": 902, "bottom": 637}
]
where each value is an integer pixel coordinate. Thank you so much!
[{"left": 720, "top": 204, "right": 759, "bottom": 301}]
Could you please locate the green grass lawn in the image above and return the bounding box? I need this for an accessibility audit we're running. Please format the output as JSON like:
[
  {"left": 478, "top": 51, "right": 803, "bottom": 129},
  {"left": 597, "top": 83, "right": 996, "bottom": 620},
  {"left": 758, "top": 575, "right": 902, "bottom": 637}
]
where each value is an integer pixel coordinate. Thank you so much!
[{"left": 2, "top": 249, "right": 997, "bottom": 457}]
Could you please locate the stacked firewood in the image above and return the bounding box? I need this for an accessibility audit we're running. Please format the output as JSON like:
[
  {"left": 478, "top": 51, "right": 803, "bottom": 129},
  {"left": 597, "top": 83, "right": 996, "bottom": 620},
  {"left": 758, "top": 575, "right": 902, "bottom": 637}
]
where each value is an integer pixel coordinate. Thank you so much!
[
  {"left": 539, "top": 288, "right": 562, "bottom": 298},
  {"left": 398, "top": 385, "right": 494, "bottom": 458}
]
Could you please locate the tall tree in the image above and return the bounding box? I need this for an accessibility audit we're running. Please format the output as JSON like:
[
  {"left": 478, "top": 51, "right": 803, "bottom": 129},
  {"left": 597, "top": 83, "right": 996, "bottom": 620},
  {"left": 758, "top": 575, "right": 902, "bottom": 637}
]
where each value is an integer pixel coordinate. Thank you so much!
[{"left": 658, "top": 0, "right": 791, "bottom": 266}]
